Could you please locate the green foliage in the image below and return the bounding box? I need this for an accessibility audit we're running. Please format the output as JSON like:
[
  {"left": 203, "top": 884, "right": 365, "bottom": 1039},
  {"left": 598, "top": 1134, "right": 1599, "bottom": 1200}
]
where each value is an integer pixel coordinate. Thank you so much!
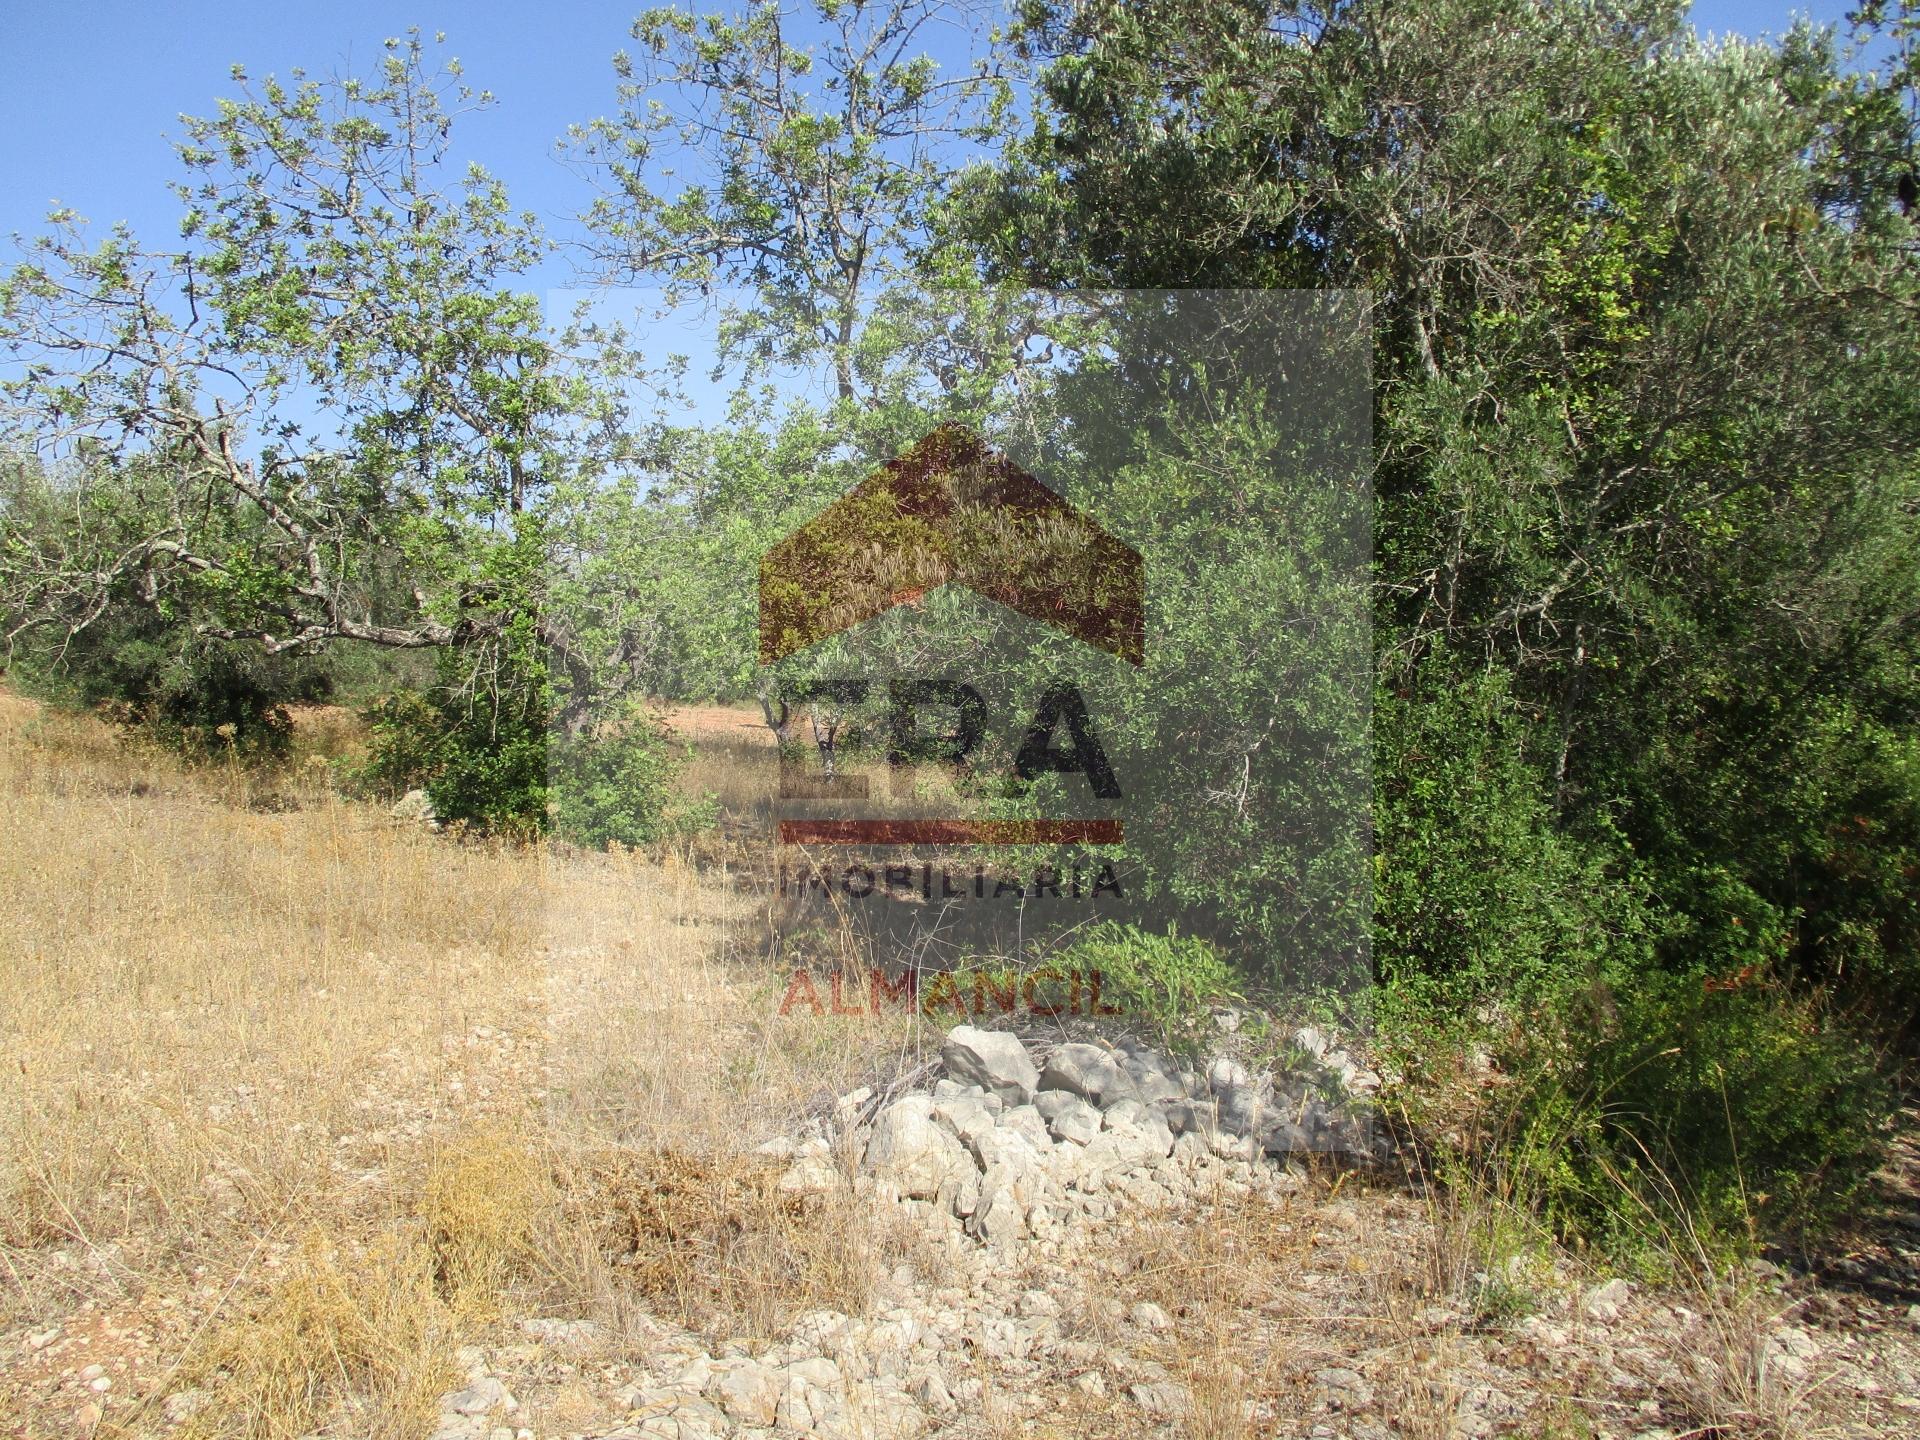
[
  {"left": 355, "top": 635, "right": 551, "bottom": 838},
  {"left": 1055, "top": 922, "right": 1239, "bottom": 1052},
  {"left": 575, "top": 0, "right": 1009, "bottom": 407},
  {"left": 550, "top": 701, "right": 711, "bottom": 849},
  {"left": 359, "top": 660, "right": 703, "bottom": 848},
  {"left": 1623, "top": 693, "right": 1920, "bottom": 1018},
  {"left": 980, "top": 0, "right": 1920, "bottom": 1249},
  {"left": 355, "top": 689, "right": 446, "bottom": 800},
  {"left": 0, "top": 36, "right": 645, "bottom": 827},
  {"left": 16, "top": 607, "right": 305, "bottom": 762},
  {"left": 124, "top": 640, "right": 297, "bottom": 763},
  {"left": 1499, "top": 974, "right": 1893, "bottom": 1257},
  {"left": 425, "top": 698, "right": 550, "bottom": 842},
  {"left": 1373, "top": 664, "right": 1658, "bottom": 1006},
  {"left": 986, "top": 0, "right": 1920, "bottom": 986}
]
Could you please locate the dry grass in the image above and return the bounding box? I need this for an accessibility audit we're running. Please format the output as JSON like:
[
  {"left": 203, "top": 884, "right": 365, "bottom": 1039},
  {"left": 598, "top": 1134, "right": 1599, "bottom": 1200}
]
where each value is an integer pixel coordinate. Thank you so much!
[
  {"left": 1110, "top": 1190, "right": 1307, "bottom": 1324},
  {"left": 0, "top": 687, "right": 929, "bottom": 1436},
  {"left": 1657, "top": 1274, "right": 1835, "bottom": 1440},
  {"left": 0, "top": 691, "right": 544, "bottom": 1284},
  {"left": 1057, "top": 1193, "right": 1305, "bottom": 1437},
  {"left": 177, "top": 1232, "right": 456, "bottom": 1440},
  {"left": 1177, "top": 1317, "right": 1258, "bottom": 1440},
  {"left": 665, "top": 703, "right": 781, "bottom": 829},
  {"left": 663, "top": 700, "right": 1007, "bottom": 843},
  {"left": 554, "top": 1146, "right": 878, "bottom": 1342},
  {"left": 280, "top": 702, "right": 370, "bottom": 768}
]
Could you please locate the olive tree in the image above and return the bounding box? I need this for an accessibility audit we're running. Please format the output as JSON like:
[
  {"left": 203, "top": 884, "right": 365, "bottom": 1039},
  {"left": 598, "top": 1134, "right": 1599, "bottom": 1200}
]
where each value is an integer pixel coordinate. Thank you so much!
[{"left": 0, "top": 33, "right": 671, "bottom": 824}]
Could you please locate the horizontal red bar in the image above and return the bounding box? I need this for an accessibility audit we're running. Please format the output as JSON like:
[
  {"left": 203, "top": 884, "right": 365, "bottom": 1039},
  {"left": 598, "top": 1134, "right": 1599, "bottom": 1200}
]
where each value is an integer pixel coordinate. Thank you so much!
[{"left": 777, "top": 819, "right": 1123, "bottom": 846}]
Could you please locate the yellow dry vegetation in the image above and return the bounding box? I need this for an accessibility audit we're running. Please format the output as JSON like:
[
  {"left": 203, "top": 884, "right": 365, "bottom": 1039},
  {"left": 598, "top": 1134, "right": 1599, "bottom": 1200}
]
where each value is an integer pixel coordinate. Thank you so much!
[{"left": 0, "top": 688, "right": 924, "bottom": 1437}]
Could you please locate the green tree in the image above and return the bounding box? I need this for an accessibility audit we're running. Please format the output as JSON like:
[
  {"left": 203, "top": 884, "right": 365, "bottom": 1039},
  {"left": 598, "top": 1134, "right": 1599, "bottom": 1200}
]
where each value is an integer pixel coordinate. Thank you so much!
[
  {"left": 571, "top": 0, "right": 1046, "bottom": 760},
  {"left": 976, "top": 0, "right": 1920, "bottom": 1008},
  {"left": 0, "top": 34, "right": 684, "bottom": 829}
]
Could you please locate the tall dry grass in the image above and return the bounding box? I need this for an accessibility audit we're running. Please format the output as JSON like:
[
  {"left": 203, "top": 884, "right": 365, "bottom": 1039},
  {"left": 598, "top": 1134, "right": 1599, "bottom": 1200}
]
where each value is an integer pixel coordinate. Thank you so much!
[{"left": 0, "top": 688, "right": 929, "bottom": 1437}]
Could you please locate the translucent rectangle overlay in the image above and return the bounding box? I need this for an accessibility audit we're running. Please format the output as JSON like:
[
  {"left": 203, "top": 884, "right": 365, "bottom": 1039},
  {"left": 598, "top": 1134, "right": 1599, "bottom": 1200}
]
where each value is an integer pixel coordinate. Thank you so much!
[{"left": 538, "top": 288, "right": 1373, "bottom": 1156}]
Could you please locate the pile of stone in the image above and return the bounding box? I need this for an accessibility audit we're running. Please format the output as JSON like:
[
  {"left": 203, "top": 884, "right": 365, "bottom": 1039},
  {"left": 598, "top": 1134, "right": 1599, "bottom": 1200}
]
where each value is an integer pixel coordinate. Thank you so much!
[
  {"left": 830, "top": 1024, "right": 1380, "bottom": 1249},
  {"left": 390, "top": 788, "right": 440, "bottom": 827}
]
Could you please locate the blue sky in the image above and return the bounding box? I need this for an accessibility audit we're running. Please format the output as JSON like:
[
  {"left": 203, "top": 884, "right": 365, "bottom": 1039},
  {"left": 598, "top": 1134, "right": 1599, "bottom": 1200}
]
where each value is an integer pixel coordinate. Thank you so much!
[{"left": 0, "top": 1, "right": 1878, "bottom": 281}]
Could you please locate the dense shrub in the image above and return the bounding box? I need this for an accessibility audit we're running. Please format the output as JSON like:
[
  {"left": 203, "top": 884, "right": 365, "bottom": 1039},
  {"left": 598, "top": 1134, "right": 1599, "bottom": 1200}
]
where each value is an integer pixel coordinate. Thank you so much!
[
  {"left": 145, "top": 645, "right": 297, "bottom": 762},
  {"left": 358, "top": 655, "right": 701, "bottom": 846},
  {"left": 973, "top": 0, "right": 1920, "bottom": 1255},
  {"left": 1499, "top": 973, "right": 1894, "bottom": 1258},
  {"left": 550, "top": 702, "right": 711, "bottom": 848},
  {"left": 1373, "top": 665, "right": 1659, "bottom": 1007},
  {"left": 354, "top": 690, "right": 446, "bottom": 799},
  {"left": 1622, "top": 696, "right": 1920, "bottom": 1026},
  {"left": 18, "top": 609, "right": 302, "bottom": 762},
  {"left": 1055, "top": 922, "right": 1240, "bottom": 1053},
  {"left": 353, "top": 639, "right": 552, "bottom": 838},
  {"left": 6, "top": 583, "right": 428, "bottom": 766}
]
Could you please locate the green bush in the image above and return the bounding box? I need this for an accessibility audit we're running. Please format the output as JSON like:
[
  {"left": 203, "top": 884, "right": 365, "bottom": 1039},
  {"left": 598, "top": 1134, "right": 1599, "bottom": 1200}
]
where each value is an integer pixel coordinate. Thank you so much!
[
  {"left": 18, "top": 609, "right": 299, "bottom": 762},
  {"left": 1055, "top": 922, "right": 1239, "bottom": 1052},
  {"left": 352, "top": 642, "right": 551, "bottom": 838},
  {"left": 357, "top": 656, "right": 703, "bottom": 847},
  {"left": 551, "top": 702, "right": 711, "bottom": 848},
  {"left": 354, "top": 690, "right": 445, "bottom": 799},
  {"left": 1623, "top": 696, "right": 1920, "bottom": 1023},
  {"left": 1500, "top": 973, "right": 1894, "bottom": 1259},
  {"left": 143, "top": 642, "right": 296, "bottom": 762},
  {"left": 1373, "top": 665, "right": 1659, "bottom": 1009}
]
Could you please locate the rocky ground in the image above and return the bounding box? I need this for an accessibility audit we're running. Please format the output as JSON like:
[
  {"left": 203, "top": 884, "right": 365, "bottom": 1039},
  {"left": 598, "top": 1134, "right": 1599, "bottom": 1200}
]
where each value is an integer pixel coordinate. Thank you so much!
[
  {"left": 3, "top": 681, "right": 1915, "bottom": 1439},
  {"left": 400, "top": 1027, "right": 1920, "bottom": 1440},
  {"left": 9, "top": 1009, "right": 1920, "bottom": 1440}
]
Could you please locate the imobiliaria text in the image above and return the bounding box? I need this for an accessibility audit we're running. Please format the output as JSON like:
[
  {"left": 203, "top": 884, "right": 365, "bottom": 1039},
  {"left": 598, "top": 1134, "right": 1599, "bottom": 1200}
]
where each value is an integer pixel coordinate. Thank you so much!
[
  {"left": 777, "top": 860, "right": 1125, "bottom": 902},
  {"left": 778, "top": 966, "right": 1127, "bottom": 1019}
]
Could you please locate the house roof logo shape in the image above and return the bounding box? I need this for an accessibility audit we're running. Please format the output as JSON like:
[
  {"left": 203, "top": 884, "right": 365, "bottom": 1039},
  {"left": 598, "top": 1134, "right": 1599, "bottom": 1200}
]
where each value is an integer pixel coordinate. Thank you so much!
[{"left": 758, "top": 425, "right": 1145, "bottom": 665}]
